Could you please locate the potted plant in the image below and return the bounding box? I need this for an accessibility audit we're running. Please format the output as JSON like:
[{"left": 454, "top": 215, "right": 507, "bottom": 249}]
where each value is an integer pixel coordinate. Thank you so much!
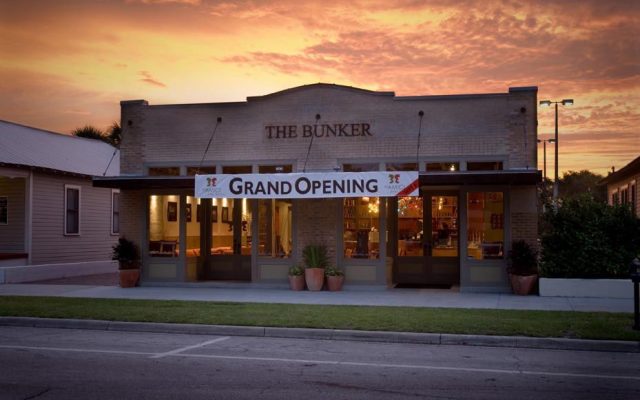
[
  {"left": 507, "top": 240, "right": 538, "bottom": 295},
  {"left": 325, "top": 266, "right": 345, "bottom": 291},
  {"left": 302, "top": 244, "right": 328, "bottom": 291},
  {"left": 288, "top": 265, "right": 305, "bottom": 291},
  {"left": 112, "top": 237, "right": 141, "bottom": 288}
]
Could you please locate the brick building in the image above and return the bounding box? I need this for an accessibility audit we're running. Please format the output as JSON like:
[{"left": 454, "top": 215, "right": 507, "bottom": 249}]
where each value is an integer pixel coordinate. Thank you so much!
[{"left": 94, "top": 83, "right": 541, "bottom": 292}]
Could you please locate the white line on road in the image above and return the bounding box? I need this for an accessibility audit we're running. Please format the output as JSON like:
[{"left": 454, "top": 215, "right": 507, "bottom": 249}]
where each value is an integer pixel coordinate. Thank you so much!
[
  {"left": 2, "top": 343, "right": 639, "bottom": 382},
  {"left": 0, "top": 344, "right": 153, "bottom": 356},
  {"left": 175, "top": 353, "right": 640, "bottom": 382},
  {"left": 150, "top": 336, "right": 230, "bottom": 359}
]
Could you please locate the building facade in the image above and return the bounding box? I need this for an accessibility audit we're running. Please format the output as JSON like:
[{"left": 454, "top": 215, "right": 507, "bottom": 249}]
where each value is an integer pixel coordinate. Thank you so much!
[
  {"left": 95, "top": 84, "right": 540, "bottom": 292},
  {"left": 0, "top": 120, "right": 120, "bottom": 278},
  {"left": 601, "top": 156, "right": 639, "bottom": 218}
]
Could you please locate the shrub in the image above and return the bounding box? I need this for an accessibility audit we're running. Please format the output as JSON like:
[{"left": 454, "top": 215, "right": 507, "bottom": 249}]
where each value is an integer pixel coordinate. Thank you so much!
[
  {"left": 540, "top": 195, "right": 640, "bottom": 278},
  {"left": 112, "top": 237, "right": 140, "bottom": 270},
  {"left": 325, "top": 266, "right": 344, "bottom": 277},
  {"left": 288, "top": 265, "right": 304, "bottom": 276},
  {"left": 302, "top": 244, "right": 329, "bottom": 268},
  {"left": 507, "top": 240, "right": 538, "bottom": 276}
]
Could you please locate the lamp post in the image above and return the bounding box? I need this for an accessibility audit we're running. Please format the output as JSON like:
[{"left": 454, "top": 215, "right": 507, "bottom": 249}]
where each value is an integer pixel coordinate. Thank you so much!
[
  {"left": 537, "top": 138, "right": 556, "bottom": 180},
  {"left": 539, "top": 99, "right": 573, "bottom": 207}
]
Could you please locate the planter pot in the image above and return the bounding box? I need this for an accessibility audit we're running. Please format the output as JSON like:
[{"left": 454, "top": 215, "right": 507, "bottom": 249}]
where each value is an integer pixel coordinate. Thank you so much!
[
  {"left": 327, "top": 275, "right": 345, "bottom": 292},
  {"left": 509, "top": 273, "right": 538, "bottom": 295},
  {"left": 288, "top": 275, "right": 305, "bottom": 291},
  {"left": 305, "top": 268, "right": 325, "bottom": 291},
  {"left": 539, "top": 278, "right": 633, "bottom": 298},
  {"left": 119, "top": 269, "right": 140, "bottom": 288}
]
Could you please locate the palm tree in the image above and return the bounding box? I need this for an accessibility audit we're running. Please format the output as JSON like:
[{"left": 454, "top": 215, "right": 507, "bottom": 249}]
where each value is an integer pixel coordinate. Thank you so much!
[
  {"left": 72, "top": 125, "right": 110, "bottom": 144},
  {"left": 106, "top": 121, "right": 122, "bottom": 147}
]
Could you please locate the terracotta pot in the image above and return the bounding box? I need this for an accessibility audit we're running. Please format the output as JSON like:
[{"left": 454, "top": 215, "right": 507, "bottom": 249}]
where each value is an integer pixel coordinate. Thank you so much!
[
  {"left": 119, "top": 269, "right": 140, "bottom": 288},
  {"left": 327, "top": 275, "right": 345, "bottom": 292},
  {"left": 288, "top": 275, "right": 305, "bottom": 291},
  {"left": 509, "top": 273, "right": 538, "bottom": 295},
  {"left": 304, "top": 268, "right": 325, "bottom": 291}
]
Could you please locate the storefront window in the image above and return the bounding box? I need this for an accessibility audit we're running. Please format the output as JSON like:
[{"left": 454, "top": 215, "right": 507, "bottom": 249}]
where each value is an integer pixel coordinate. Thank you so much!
[
  {"left": 185, "top": 196, "right": 200, "bottom": 257},
  {"left": 426, "top": 162, "right": 459, "bottom": 172},
  {"left": 148, "top": 195, "right": 179, "bottom": 257},
  {"left": 467, "top": 192, "right": 504, "bottom": 260},
  {"left": 431, "top": 196, "right": 458, "bottom": 257},
  {"left": 186, "top": 166, "right": 216, "bottom": 175},
  {"left": 386, "top": 162, "right": 417, "bottom": 172},
  {"left": 258, "top": 199, "right": 292, "bottom": 258},
  {"left": 210, "top": 198, "right": 253, "bottom": 256},
  {"left": 344, "top": 197, "right": 380, "bottom": 259},
  {"left": 148, "top": 167, "right": 180, "bottom": 176},
  {"left": 397, "top": 196, "right": 423, "bottom": 256}
]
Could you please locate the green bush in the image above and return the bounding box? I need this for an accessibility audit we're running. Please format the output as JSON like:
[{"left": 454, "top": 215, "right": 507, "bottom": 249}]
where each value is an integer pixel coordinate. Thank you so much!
[
  {"left": 302, "top": 244, "right": 329, "bottom": 268},
  {"left": 540, "top": 195, "right": 640, "bottom": 278}
]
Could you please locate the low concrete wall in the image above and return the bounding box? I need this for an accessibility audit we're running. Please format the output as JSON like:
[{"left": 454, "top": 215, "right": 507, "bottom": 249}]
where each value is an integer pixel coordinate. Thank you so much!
[
  {"left": 539, "top": 277, "right": 633, "bottom": 299},
  {"left": 0, "top": 260, "right": 118, "bottom": 284}
]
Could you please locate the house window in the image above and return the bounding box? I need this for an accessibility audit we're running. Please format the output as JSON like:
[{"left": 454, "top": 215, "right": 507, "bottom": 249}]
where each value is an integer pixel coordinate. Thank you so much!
[
  {"left": 467, "top": 192, "right": 504, "bottom": 260},
  {"left": 621, "top": 187, "right": 629, "bottom": 205},
  {"left": 65, "top": 185, "right": 80, "bottom": 235},
  {"left": 612, "top": 191, "right": 619, "bottom": 205},
  {"left": 631, "top": 183, "right": 637, "bottom": 215},
  {"left": 467, "top": 161, "right": 503, "bottom": 171},
  {"left": 111, "top": 190, "right": 120, "bottom": 235},
  {"left": 0, "top": 196, "right": 7, "bottom": 225}
]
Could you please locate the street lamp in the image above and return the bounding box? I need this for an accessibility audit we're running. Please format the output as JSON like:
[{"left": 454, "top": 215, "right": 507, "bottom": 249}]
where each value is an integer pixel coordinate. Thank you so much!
[
  {"left": 537, "top": 138, "right": 556, "bottom": 180},
  {"left": 539, "top": 98, "right": 573, "bottom": 207}
]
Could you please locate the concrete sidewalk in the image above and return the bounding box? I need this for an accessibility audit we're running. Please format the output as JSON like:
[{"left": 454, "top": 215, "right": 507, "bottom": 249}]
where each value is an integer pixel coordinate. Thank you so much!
[{"left": 0, "top": 282, "right": 633, "bottom": 313}]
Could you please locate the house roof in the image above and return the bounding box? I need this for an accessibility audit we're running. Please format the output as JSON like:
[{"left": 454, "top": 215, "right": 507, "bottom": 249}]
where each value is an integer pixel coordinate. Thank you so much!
[
  {"left": 599, "top": 155, "right": 640, "bottom": 186},
  {"left": 0, "top": 120, "right": 120, "bottom": 177}
]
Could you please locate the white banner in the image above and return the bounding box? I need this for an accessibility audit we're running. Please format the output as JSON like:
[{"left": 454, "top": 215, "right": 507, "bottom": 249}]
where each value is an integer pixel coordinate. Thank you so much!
[{"left": 195, "top": 172, "right": 419, "bottom": 199}]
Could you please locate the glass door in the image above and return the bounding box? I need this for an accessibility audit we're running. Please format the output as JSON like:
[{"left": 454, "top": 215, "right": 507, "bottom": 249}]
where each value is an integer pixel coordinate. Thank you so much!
[{"left": 393, "top": 191, "right": 460, "bottom": 286}]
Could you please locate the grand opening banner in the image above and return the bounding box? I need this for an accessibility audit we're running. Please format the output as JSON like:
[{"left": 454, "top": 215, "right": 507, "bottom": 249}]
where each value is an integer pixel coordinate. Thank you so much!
[{"left": 195, "top": 172, "right": 419, "bottom": 199}]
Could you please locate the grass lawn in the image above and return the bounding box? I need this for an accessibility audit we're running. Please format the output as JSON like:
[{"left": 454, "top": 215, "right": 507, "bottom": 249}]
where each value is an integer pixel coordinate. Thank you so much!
[{"left": 1, "top": 296, "right": 639, "bottom": 341}]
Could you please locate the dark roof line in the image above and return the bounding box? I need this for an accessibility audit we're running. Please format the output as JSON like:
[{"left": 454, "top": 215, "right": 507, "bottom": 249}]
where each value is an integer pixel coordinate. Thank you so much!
[{"left": 599, "top": 155, "right": 640, "bottom": 185}]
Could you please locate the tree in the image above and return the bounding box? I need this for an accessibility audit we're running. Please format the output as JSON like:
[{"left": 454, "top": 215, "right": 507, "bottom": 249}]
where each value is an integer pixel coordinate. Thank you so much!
[
  {"left": 72, "top": 125, "right": 111, "bottom": 145},
  {"left": 106, "top": 121, "right": 121, "bottom": 147},
  {"left": 558, "top": 170, "right": 606, "bottom": 203}
]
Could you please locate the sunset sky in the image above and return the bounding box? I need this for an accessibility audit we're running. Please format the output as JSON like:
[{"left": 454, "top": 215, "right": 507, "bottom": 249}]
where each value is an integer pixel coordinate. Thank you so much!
[{"left": 1, "top": 0, "right": 638, "bottom": 176}]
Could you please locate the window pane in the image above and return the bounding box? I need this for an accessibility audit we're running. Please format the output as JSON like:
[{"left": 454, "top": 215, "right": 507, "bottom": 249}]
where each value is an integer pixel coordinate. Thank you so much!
[
  {"left": 259, "top": 165, "right": 293, "bottom": 173},
  {"left": 343, "top": 163, "right": 378, "bottom": 172},
  {"left": 65, "top": 188, "right": 79, "bottom": 234},
  {"left": 186, "top": 166, "right": 216, "bottom": 176},
  {"left": 426, "top": 162, "right": 459, "bottom": 172},
  {"left": 397, "top": 196, "right": 423, "bottom": 256},
  {"left": 0, "top": 197, "right": 7, "bottom": 224},
  {"left": 431, "top": 196, "right": 458, "bottom": 257},
  {"left": 386, "top": 163, "right": 417, "bottom": 172},
  {"left": 258, "top": 199, "right": 292, "bottom": 258},
  {"left": 148, "top": 167, "right": 180, "bottom": 176},
  {"left": 344, "top": 197, "right": 380, "bottom": 259},
  {"left": 223, "top": 166, "right": 252, "bottom": 174},
  {"left": 467, "top": 162, "right": 503, "bottom": 171},
  {"left": 148, "top": 195, "right": 179, "bottom": 257},
  {"left": 467, "top": 192, "right": 504, "bottom": 260},
  {"left": 112, "top": 192, "right": 120, "bottom": 234}
]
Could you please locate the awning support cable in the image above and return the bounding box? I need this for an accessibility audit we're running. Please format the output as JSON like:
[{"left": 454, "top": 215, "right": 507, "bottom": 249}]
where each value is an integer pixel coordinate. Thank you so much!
[
  {"left": 416, "top": 110, "right": 424, "bottom": 169},
  {"left": 197, "top": 117, "right": 222, "bottom": 174},
  {"left": 302, "top": 114, "right": 321, "bottom": 173},
  {"left": 102, "top": 148, "right": 118, "bottom": 176}
]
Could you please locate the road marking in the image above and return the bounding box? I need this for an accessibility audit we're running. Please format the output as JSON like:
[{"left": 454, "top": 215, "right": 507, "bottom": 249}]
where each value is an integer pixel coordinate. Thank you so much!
[
  {"left": 175, "top": 353, "right": 640, "bottom": 382},
  {"left": 2, "top": 343, "right": 639, "bottom": 382},
  {"left": 150, "top": 336, "right": 230, "bottom": 359},
  {"left": 0, "top": 344, "right": 153, "bottom": 356}
]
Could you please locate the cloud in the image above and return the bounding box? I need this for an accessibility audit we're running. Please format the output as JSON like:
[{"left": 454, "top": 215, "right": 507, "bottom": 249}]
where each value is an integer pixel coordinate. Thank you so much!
[{"left": 139, "top": 71, "right": 167, "bottom": 88}]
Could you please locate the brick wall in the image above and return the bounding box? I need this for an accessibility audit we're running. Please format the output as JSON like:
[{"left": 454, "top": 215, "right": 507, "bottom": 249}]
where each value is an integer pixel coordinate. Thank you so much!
[{"left": 295, "top": 198, "right": 340, "bottom": 266}]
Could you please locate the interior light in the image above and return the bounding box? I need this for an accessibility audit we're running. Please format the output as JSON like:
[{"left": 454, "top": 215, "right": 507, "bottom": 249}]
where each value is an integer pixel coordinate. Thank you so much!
[{"left": 449, "top": 164, "right": 456, "bottom": 171}]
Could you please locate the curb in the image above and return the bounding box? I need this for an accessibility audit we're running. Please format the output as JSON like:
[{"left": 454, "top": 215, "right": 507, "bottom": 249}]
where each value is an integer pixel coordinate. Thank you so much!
[{"left": 1, "top": 316, "right": 639, "bottom": 353}]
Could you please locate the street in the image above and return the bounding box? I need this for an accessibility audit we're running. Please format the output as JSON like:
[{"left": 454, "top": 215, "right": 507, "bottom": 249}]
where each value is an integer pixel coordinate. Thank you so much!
[{"left": 0, "top": 326, "right": 638, "bottom": 399}]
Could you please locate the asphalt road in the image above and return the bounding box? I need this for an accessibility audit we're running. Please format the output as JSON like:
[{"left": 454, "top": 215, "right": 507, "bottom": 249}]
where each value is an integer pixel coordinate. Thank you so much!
[{"left": 0, "top": 326, "right": 639, "bottom": 400}]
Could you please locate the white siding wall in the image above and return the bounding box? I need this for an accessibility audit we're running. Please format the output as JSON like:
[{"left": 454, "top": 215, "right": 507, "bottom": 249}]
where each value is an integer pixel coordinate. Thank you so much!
[
  {"left": 31, "top": 172, "right": 117, "bottom": 264},
  {"left": 0, "top": 177, "right": 26, "bottom": 252}
]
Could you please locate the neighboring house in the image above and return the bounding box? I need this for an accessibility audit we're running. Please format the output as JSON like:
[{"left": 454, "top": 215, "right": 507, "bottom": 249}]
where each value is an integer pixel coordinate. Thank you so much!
[
  {"left": 0, "top": 120, "right": 120, "bottom": 281},
  {"left": 600, "top": 155, "right": 639, "bottom": 217},
  {"left": 95, "top": 83, "right": 540, "bottom": 292}
]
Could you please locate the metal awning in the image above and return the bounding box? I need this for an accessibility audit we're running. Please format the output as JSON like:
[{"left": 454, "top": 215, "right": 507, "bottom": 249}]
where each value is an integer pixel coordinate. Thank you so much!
[
  {"left": 419, "top": 170, "right": 541, "bottom": 186},
  {"left": 93, "top": 176, "right": 194, "bottom": 189}
]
